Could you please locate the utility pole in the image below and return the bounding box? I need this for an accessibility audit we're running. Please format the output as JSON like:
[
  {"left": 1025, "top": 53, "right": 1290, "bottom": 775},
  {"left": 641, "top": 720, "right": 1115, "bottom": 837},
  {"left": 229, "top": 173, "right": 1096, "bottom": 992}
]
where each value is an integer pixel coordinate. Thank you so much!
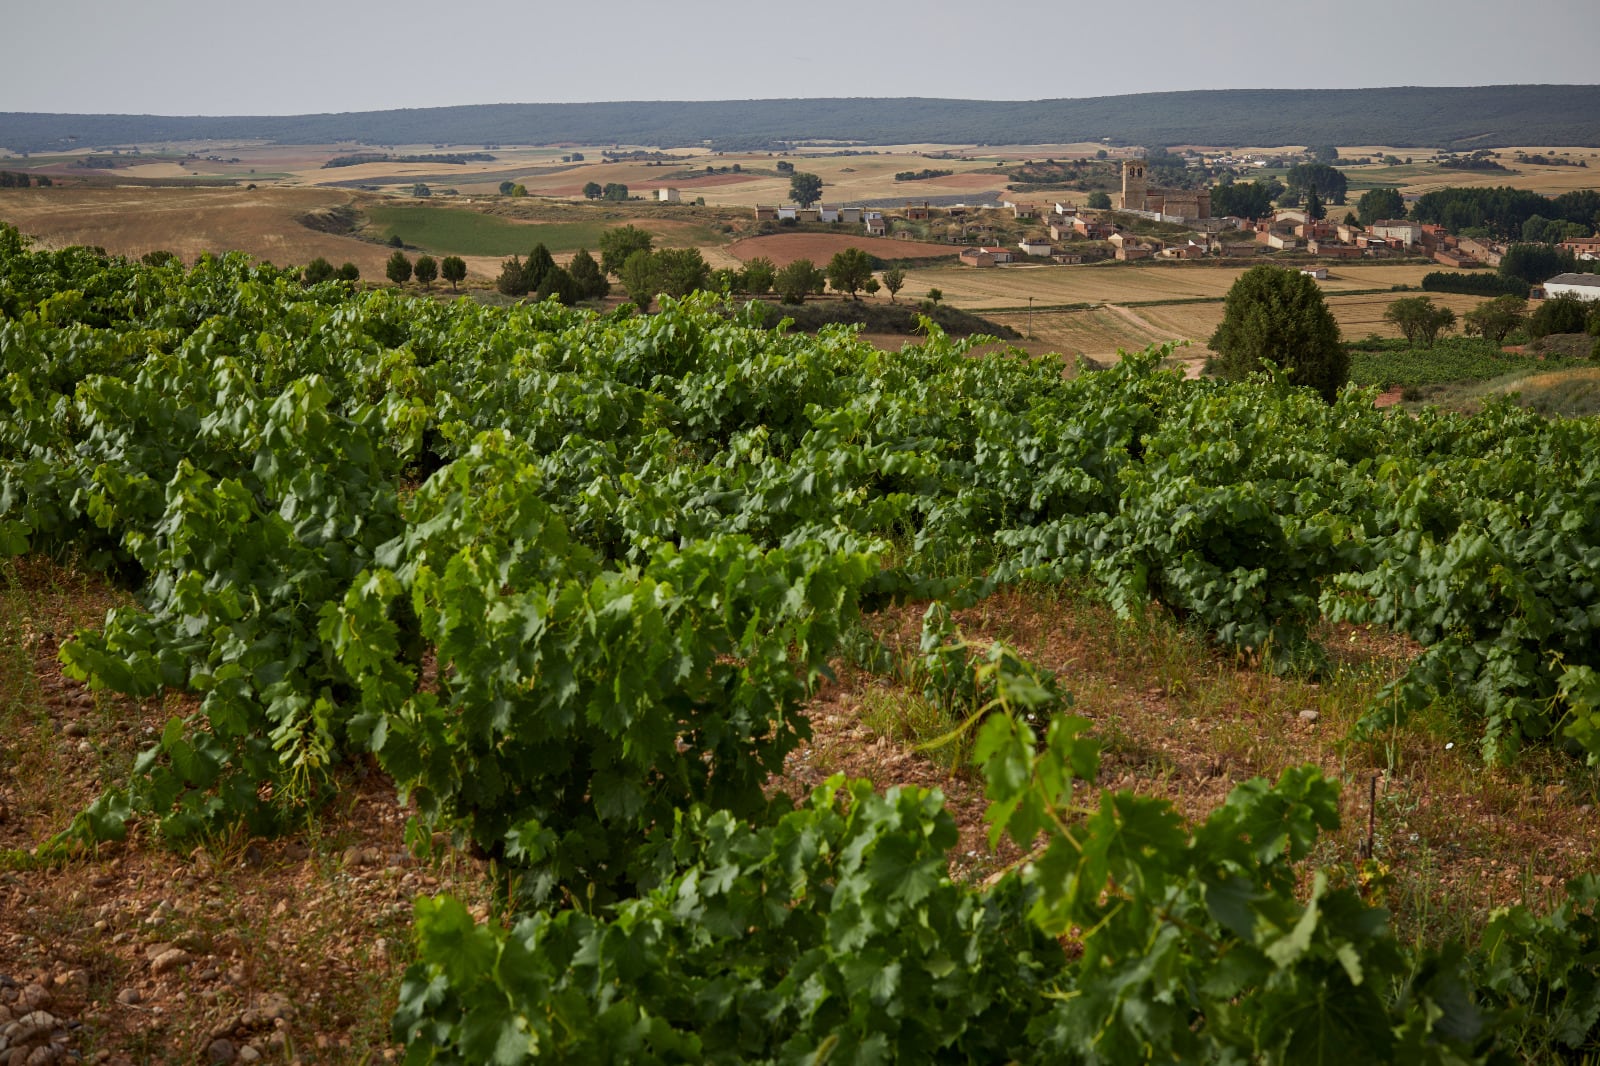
[{"left": 1028, "top": 295, "right": 1034, "bottom": 339}]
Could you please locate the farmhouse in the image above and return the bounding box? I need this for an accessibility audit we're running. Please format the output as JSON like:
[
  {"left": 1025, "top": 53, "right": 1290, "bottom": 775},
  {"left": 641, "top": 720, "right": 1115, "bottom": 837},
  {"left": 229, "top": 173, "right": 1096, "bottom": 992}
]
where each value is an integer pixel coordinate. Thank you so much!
[
  {"left": 1018, "top": 237, "right": 1053, "bottom": 257},
  {"left": 656, "top": 188, "right": 681, "bottom": 203},
  {"left": 905, "top": 201, "right": 932, "bottom": 221},
  {"left": 1306, "top": 240, "right": 1362, "bottom": 259},
  {"left": 1049, "top": 219, "right": 1077, "bottom": 241},
  {"left": 817, "top": 205, "right": 841, "bottom": 223},
  {"left": 1543, "top": 273, "right": 1600, "bottom": 301},
  {"left": 864, "top": 213, "right": 887, "bottom": 236},
  {"left": 754, "top": 205, "right": 779, "bottom": 221},
  {"left": 959, "top": 246, "right": 1015, "bottom": 267},
  {"left": 1370, "top": 220, "right": 1422, "bottom": 246},
  {"left": 1559, "top": 237, "right": 1600, "bottom": 260},
  {"left": 1433, "top": 248, "right": 1479, "bottom": 268}
]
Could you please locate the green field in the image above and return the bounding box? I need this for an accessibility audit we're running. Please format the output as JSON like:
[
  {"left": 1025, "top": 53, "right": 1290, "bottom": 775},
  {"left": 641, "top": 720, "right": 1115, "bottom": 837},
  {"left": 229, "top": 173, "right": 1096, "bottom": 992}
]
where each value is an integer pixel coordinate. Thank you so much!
[{"left": 366, "top": 205, "right": 619, "bottom": 256}]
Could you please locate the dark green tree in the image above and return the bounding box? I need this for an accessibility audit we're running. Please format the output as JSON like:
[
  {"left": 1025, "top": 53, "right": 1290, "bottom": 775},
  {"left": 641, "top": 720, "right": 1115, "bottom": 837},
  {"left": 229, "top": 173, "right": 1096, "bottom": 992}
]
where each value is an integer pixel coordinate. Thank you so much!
[
  {"left": 1500, "top": 243, "right": 1577, "bottom": 286},
  {"left": 566, "top": 248, "right": 609, "bottom": 300},
  {"left": 1208, "top": 265, "right": 1346, "bottom": 402},
  {"left": 496, "top": 255, "right": 530, "bottom": 297},
  {"left": 826, "top": 247, "right": 875, "bottom": 300},
  {"left": 599, "top": 225, "right": 654, "bottom": 277},
  {"left": 1528, "top": 295, "right": 1592, "bottom": 339},
  {"left": 336, "top": 262, "right": 360, "bottom": 282},
  {"left": 1209, "top": 181, "right": 1276, "bottom": 220},
  {"left": 788, "top": 172, "right": 824, "bottom": 208},
  {"left": 619, "top": 249, "right": 661, "bottom": 310},
  {"left": 302, "top": 257, "right": 336, "bottom": 285},
  {"left": 385, "top": 250, "right": 413, "bottom": 286},
  {"left": 1309, "top": 145, "right": 1340, "bottom": 163},
  {"left": 654, "top": 248, "right": 710, "bottom": 298},
  {"left": 1305, "top": 189, "right": 1325, "bottom": 222},
  {"left": 602, "top": 183, "right": 629, "bottom": 201},
  {"left": 524, "top": 244, "right": 557, "bottom": 292},
  {"left": 440, "top": 255, "right": 467, "bottom": 291},
  {"left": 498, "top": 181, "right": 516, "bottom": 195},
  {"left": 1462, "top": 295, "right": 1527, "bottom": 344},
  {"left": 925, "top": 287, "right": 943, "bottom": 307},
  {"left": 413, "top": 254, "right": 438, "bottom": 289},
  {"left": 1284, "top": 163, "right": 1347, "bottom": 205},
  {"left": 774, "top": 258, "right": 824, "bottom": 304},
  {"left": 1383, "top": 296, "right": 1457, "bottom": 346},
  {"left": 583, "top": 181, "right": 603, "bottom": 200},
  {"left": 740, "top": 256, "right": 776, "bottom": 295},
  {"left": 1356, "top": 188, "right": 1406, "bottom": 226},
  {"left": 1086, "top": 191, "right": 1112, "bottom": 210},
  {"left": 535, "top": 265, "right": 581, "bottom": 305},
  {"left": 880, "top": 266, "right": 906, "bottom": 302}
]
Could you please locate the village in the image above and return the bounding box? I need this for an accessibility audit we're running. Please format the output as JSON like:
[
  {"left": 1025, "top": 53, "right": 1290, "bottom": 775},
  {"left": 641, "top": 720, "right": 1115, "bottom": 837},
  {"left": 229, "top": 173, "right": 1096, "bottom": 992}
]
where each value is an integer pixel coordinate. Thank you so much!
[{"left": 731, "top": 157, "right": 1600, "bottom": 277}]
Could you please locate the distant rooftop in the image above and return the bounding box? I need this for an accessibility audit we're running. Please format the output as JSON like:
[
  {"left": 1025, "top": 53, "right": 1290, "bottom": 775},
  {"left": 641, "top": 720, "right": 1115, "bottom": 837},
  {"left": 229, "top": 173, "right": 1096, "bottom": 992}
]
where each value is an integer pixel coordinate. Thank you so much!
[{"left": 1546, "top": 273, "right": 1600, "bottom": 288}]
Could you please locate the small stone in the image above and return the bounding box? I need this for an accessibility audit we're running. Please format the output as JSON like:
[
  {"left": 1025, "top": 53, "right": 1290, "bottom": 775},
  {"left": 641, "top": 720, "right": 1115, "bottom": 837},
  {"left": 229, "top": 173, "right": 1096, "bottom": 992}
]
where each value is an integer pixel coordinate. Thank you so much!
[
  {"left": 173, "top": 931, "right": 212, "bottom": 954},
  {"left": 63, "top": 722, "right": 90, "bottom": 739},
  {"left": 206, "top": 1038, "right": 236, "bottom": 1064},
  {"left": 236, "top": 1048, "right": 261, "bottom": 1065},
  {"left": 26, "top": 1045, "right": 59, "bottom": 1066},
  {"left": 16, "top": 988, "right": 48, "bottom": 1012},
  {"left": 1298, "top": 709, "right": 1320, "bottom": 723},
  {"left": 115, "top": 988, "right": 141, "bottom": 1006},
  {"left": 76, "top": 741, "right": 93, "bottom": 755},
  {"left": 151, "top": 949, "right": 191, "bottom": 976}
]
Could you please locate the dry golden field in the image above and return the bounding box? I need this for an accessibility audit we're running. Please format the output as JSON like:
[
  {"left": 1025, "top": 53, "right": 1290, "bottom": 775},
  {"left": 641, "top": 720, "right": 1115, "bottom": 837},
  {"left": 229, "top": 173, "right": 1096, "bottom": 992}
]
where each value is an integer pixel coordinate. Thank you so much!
[
  {"left": 0, "top": 186, "right": 409, "bottom": 278},
  {"left": 893, "top": 261, "right": 1444, "bottom": 310}
]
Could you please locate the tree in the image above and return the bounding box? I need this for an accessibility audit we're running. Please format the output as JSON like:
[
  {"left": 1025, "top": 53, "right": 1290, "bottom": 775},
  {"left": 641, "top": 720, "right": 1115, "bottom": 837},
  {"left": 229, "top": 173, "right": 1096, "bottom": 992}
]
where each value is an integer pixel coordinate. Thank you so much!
[
  {"left": 385, "top": 250, "right": 413, "bottom": 286},
  {"left": 862, "top": 277, "right": 881, "bottom": 298},
  {"left": 826, "top": 247, "right": 875, "bottom": 300},
  {"left": 774, "top": 259, "right": 824, "bottom": 304},
  {"left": 1500, "top": 243, "right": 1577, "bottom": 286},
  {"left": 567, "top": 248, "right": 609, "bottom": 300},
  {"left": 619, "top": 249, "right": 661, "bottom": 309},
  {"left": 496, "top": 255, "right": 530, "bottom": 296},
  {"left": 1209, "top": 181, "right": 1276, "bottom": 220},
  {"left": 602, "top": 183, "right": 629, "bottom": 201},
  {"left": 880, "top": 267, "right": 905, "bottom": 303},
  {"left": 1309, "top": 145, "right": 1340, "bottom": 163},
  {"left": 1462, "top": 295, "right": 1527, "bottom": 344},
  {"left": 583, "top": 181, "right": 603, "bottom": 200},
  {"left": 788, "top": 172, "right": 823, "bottom": 208},
  {"left": 1528, "top": 295, "right": 1591, "bottom": 340},
  {"left": 1383, "top": 296, "right": 1457, "bottom": 346},
  {"left": 411, "top": 183, "right": 432, "bottom": 198},
  {"left": 1357, "top": 188, "right": 1407, "bottom": 226},
  {"left": 740, "top": 257, "right": 776, "bottom": 295},
  {"left": 653, "top": 248, "right": 710, "bottom": 298},
  {"left": 1284, "top": 163, "right": 1347, "bottom": 205},
  {"left": 1208, "top": 265, "right": 1346, "bottom": 402},
  {"left": 302, "top": 257, "right": 336, "bottom": 284},
  {"left": 388, "top": 234, "right": 405, "bottom": 248},
  {"left": 499, "top": 181, "right": 516, "bottom": 196},
  {"left": 524, "top": 244, "right": 557, "bottom": 292},
  {"left": 1304, "top": 189, "right": 1325, "bottom": 222},
  {"left": 413, "top": 254, "right": 438, "bottom": 289},
  {"left": 925, "top": 287, "right": 943, "bottom": 307},
  {"left": 535, "top": 265, "right": 580, "bottom": 305},
  {"left": 599, "top": 225, "right": 654, "bottom": 277},
  {"left": 441, "top": 255, "right": 467, "bottom": 291},
  {"left": 1086, "top": 191, "right": 1112, "bottom": 210},
  {"left": 336, "top": 262, "right": 360, "bottom": 283}
]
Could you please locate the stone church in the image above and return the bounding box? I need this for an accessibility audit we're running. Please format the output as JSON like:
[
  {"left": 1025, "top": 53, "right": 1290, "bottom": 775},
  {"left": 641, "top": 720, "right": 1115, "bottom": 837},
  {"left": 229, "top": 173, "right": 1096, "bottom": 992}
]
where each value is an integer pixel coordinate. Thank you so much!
[{"left": 1118, "top": 160, "right": 1211, "bottom": 220}]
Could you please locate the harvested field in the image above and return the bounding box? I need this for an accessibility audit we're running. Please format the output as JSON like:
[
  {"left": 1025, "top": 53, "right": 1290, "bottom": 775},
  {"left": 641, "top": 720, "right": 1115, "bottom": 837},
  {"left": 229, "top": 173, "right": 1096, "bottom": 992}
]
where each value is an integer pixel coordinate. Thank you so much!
[
  {"left": 0, "top": 186, "right": 402, "bottom": 278},
  {"left": 727, "top": 232, "right": 956, "bottom": 266}
]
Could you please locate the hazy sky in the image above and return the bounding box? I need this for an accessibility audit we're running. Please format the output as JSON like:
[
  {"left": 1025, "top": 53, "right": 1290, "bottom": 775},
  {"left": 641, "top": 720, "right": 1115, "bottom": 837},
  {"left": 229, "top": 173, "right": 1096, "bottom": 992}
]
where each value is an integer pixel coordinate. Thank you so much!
[{"left": 6, "top": 0, "right": 1598, "bottom": 115}]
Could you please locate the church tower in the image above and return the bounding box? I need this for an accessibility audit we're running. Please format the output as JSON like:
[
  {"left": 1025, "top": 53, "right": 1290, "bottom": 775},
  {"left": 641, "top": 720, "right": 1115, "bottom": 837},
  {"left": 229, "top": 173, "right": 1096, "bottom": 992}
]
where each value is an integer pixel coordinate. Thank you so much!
[{"left": 1120, "top": 160, "right": 1147, "bottom": 211}]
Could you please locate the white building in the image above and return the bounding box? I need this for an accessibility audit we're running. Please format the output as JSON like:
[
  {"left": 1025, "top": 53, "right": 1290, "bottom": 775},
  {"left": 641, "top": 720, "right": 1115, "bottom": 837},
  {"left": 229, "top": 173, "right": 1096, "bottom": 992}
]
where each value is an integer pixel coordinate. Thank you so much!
[
  {"left": 1543, "top": 273, "right": 1600, "bottom": 301},
  {"left": 656, "top": 188, "right": 681, "bottom": 202},
  {"left": 1018, "top": 238, "right": 1053, "bottom": 257},
  {"left": 1370, "top": 219, "right": 1422, "bottom": 246}
]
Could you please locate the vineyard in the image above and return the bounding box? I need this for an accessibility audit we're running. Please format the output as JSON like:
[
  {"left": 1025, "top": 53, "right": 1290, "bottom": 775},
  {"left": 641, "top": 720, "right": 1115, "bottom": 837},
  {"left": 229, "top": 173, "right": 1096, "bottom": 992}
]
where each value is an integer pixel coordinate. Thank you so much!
[{"left": 8, "top": 221, "right": 1600, "bottom": 1062}]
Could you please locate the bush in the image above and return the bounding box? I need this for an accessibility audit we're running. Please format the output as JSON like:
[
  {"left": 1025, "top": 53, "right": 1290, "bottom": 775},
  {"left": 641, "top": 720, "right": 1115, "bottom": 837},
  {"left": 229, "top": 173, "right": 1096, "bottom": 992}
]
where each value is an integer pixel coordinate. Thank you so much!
[{"left": 1528, "top": 296, "right": 1593, "bottom": 340}]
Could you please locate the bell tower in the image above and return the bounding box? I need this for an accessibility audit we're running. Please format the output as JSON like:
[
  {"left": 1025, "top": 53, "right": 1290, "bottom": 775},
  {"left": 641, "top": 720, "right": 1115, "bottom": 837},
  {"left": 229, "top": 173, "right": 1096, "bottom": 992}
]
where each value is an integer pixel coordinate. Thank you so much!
[{"left": 1120, "top": 160, "right": 1146, "bottom": 211}]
